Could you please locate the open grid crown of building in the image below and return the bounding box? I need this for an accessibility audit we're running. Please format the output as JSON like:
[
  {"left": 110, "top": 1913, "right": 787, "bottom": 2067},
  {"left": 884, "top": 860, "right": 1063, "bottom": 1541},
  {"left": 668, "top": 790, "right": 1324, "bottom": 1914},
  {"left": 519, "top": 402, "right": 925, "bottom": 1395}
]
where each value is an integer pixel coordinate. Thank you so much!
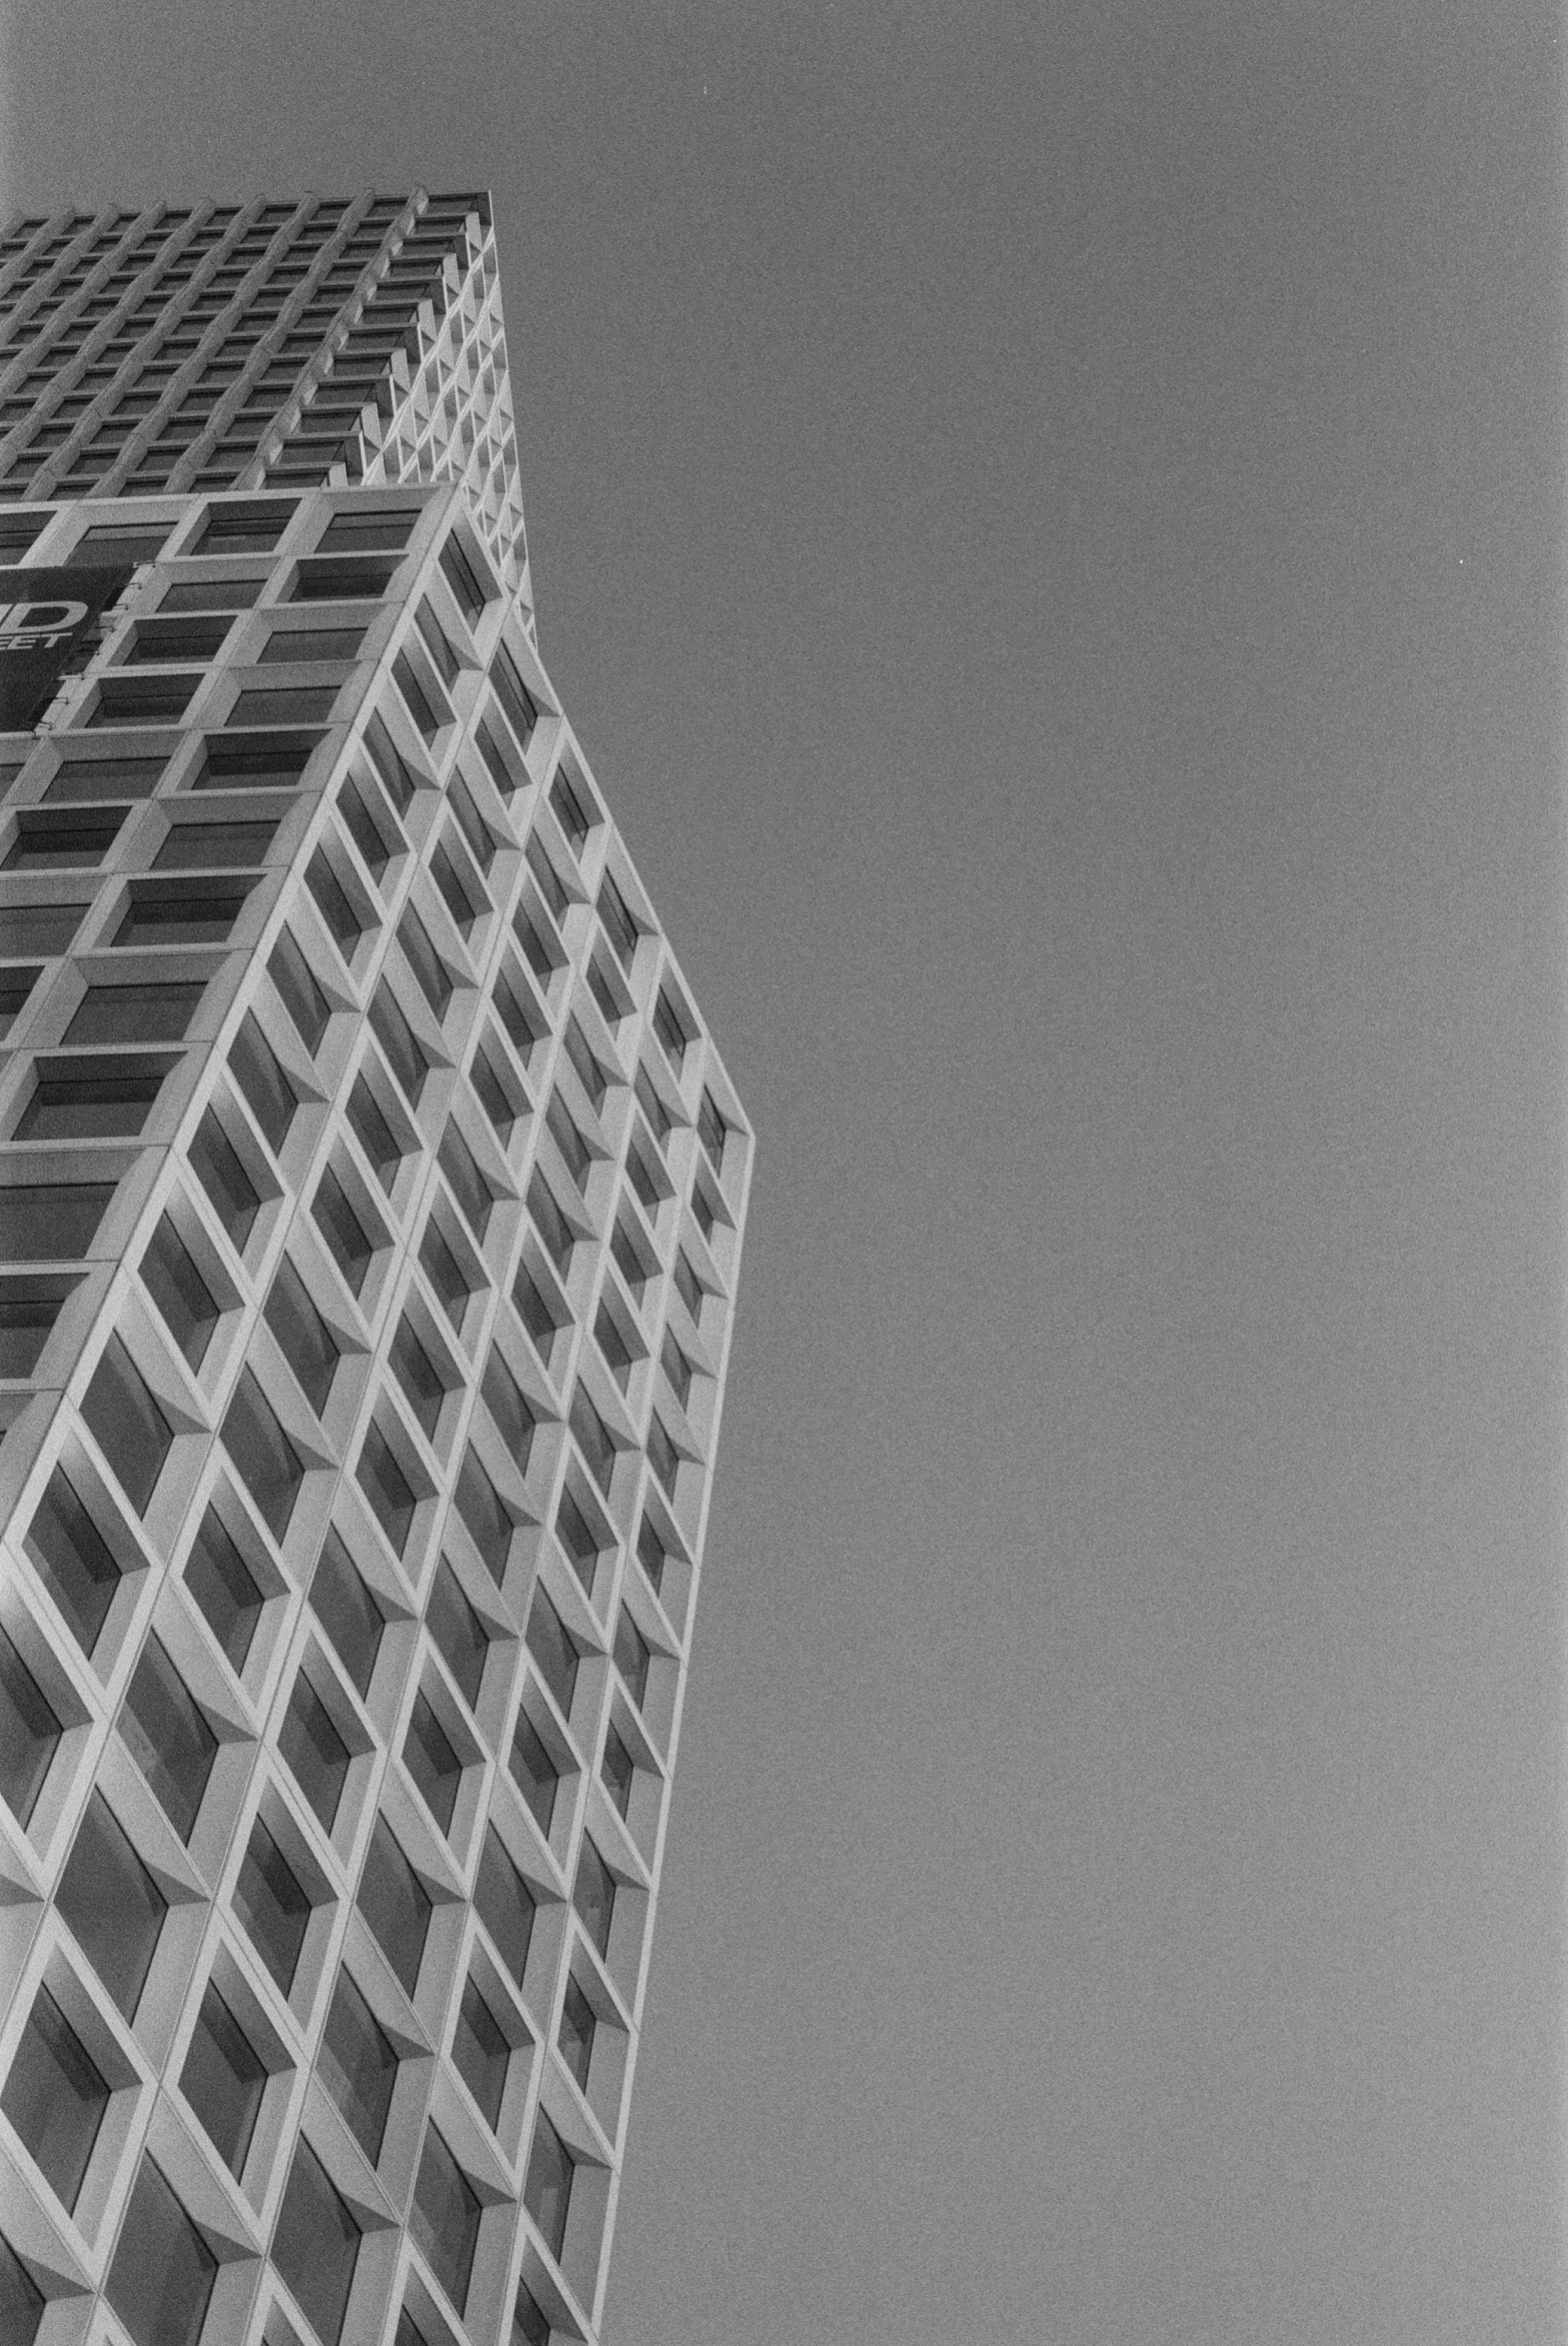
[{"left": 0, "top": 189, "right": 752, "bottom": 2346}]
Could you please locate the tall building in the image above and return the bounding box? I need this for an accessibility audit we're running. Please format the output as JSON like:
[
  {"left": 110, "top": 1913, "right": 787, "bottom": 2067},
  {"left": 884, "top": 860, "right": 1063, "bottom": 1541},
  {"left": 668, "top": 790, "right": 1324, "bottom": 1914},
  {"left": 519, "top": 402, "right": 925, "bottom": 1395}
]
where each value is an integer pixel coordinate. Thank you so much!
[{"left": 0, "top": 195, "right": 751, "bottom": 2346}]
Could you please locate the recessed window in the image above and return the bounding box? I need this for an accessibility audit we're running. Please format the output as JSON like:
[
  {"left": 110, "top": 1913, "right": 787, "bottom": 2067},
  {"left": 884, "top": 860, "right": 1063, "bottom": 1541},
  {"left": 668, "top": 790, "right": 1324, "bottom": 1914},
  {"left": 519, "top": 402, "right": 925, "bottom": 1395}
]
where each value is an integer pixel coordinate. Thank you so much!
[
  {"left": 159, "top": 575, "right": 264, "bottom": 613},
  {"left": 673, "top": 1247, "right": 705, "bottom": 1326},
  {"left": 196, "top": 499, "right": 294, "bottom": 553},
  {"left": 559, "top": 1973, "right": 597, "bottom": 2091},
  {"left": 415, "top": 599, "right": 464, "bottom": 692},
  {"left": 454, "top": 1446, "right": 513, "bottom": 1582},
  {"left": 0, "top": 2233, "right": 44, "bottom": 2343},
  {"left": 511, "top": 1710, "right": 560, "bottom": 1840},
  {"left": 634, "top": 1065, "right": 673, "bottom": 1149},
  {"left": 573, "top": 1837, "right": 616, "bottom": 1961},
  {"left": 610, "top": 1214, "right": 655, "bottom": 1302},
  {"left": 471, "top": 1041, "right": 523, "bottom": 1145},
  {"left": 65, "top": 979, "right": 204, "bottom": 1047},
  {"left": 80, "top": 1331, "right": 173, "bottom": 1515},
  {"left": 404, "top": 1689, "right": 464, "bottom": 1834},
  {"left": 280, "top": 1670, "right": 353, "bottom": 1831},
  {"left": 154, "top": 816, "right": 278, "bottom": 871},
  {"left": 269, "top": 926, "right": 331, "bottom": 1055},
  {"left": 115, "top": 876, "right": 255, "bottom": 947},
  {"left": 480, "top": 1344, "right": 537, "bottom": 1471},
  {"left": 363, "top": 710, "right": 420, "bottom": 815},
  {"left": 273, "top": 2139, "right": 362, "bottom": 2346},
  {"left": 0, "top": 1626, "right": 61, "bottom": 1828},
  {"left": 105, "top": 2157, "right": 218, "bottom": 2346},
  {"left": 0, "top": 902, "right": 85, "bottom": 956},
  {"left": 369, "top": 982, "right": 432, "bottom": 1109},
  {"left": 319, "top": 1971, "right": 399, "bottom": 2170},
  {"left": 314, "top": 1162, "right": 382, "bottom": 1295},
  {"left": 549, "top": 764, "right": 596, "bottom": 859},
  {"left": 398, "top": 907, "right": 452, "bottom": 1019},
  {"left": 181, "top": 1982, "right": 267, "bottom": 2175},
  {"left": 597, "top": 875, "right": 640, "bottom": 973},
  {"left": 25, "top": 1467, "right": 122, "bottom": 1653},
  {"left": 648, "top": 1413, "right": 680, "bottom": 1498},
  {"left": 555, "top": 1486, "right": 607, "bottom": 1598},
  {"left": 140, "top": 1214, "right": 221, "bottom": 1370},
  {"left": 1, "top": 1987, "right": 109, "bottom": 2212},
  {"left": 602, "top": 1722, "right": 635, "bottom": 1819},
  {"left": 356, "top": 1814, "right": 431, "bottom": 1999},
  {"left": 449, "top": 775, "right": 497, "bottom": 877},
  {"left": 234, "top": 1817, "right": 315, "bottom": 1994},
  {"left": 440, "top": 533, "right": 494, "bottom": 631},
  {"left": 229, "top": 683, "right": 339, "bottom": 728},
  {"left": 189, "top": 1109, "right": 264, "bottom": 1248},
  {"left": 626, "top": 1137, "right": 665, "bottom": 1220},
  {"left": 527, "top": 1173, "right": 578, "bottom": 1281},
  {"left": 16, "top": 1052, "right": 177, "bottom": 1144},
  {"left": 698, "top": 1088, "right": 729, "bottom": 1172},
  {"left": 185, "top": 1507, "right": 264, "bottom": 1671},
  {"left": 338, "top": 777, "right": 391, "bottom": 882},
  {"left": 563, "top": 1018, "right": 608, "bottom": 1116},
  {"left": 0, "top": 1276, "right": 72, "bottom": 1377},
  {"left": 56, "top": 1788, "right": 167, "bottom": 2016},
  {"left": 321, "top": 509, "right": 415, "bottom": 552},
  {"left": 569, "top": 1384, "right": 617, "bottom": 1499},
  {"left": 0, "top": 966, "right": 40, "bottom": 1041},
  {"left": 394, "top": 648, "right": 448, "bottom": 747},
  {"left": 389, "top": 1312, "right": 452, "bottom": 1441},
  {"left": 474, "top": 1824, "right": 536, "bottom": 1987},
  {"left": 660, "top": 1326, "right": 694, "bottom": 1411},
  {"left": 230, "top": 1012, "right": 299, "bottom": 1156},
  {"left": 309, "top": 1526, "right": 386, "bottom": 1699},
  {"left": 652, "top": 987, "right": 690, "bottom": 1071},
  {"left": 91, "top": 671, "right": 196, "bottom": 727},
  {"left": 489, "top": 645, "right": 540, "bottom": 754},
  {"left": 120, "top": 1635, "right": 217, "bottom": 1842},
  {"left": 359, "top": 1420, "right": 420, "bottom": 1557},
  {"left": 260, "top": 624, "right": 366, "bottom": 664},
  {"left": 514, "top": 2282, "right": 553, "bottom": 2346},
  {"left": 124, "top": 614, "right": 231, "bottom": 665},
  {"left": 525, "top": 836, "right": 571, "bottom": 927},
  {"left": 453, "top": 1975, "right": 511, "bottom": 2130},
  {"left": 431, "top": 837, "right": 482, "bottom": 938},
  {"left": 515, "top": 904, "right": 563, "bottom": 992},
  {"left": 307, "top": 846, "right": 371, "bottom": 962},
  {"left": 636, "top": 1511, "right": 669, "bottom": 1599},
  {"left": 412, "top": 2126, "right": 481, "bottom": 2315},
  {"left": 5, "top": 806, "right": 126, "bottom": 868},
  {"left": 346, "top": 1076, "right": 407, "bottom": 1194},
  {"left": 524, "top": 2110, "right": 574, "bottom": 2265},
  {"left": 291, "top": 554, "right": 401, "bottom": 603},
  {"left": 546, "top": 1093, "right": 593, "bottom": 1196},
  {"left": 196, "top": 728, "right": 321, "bottom": 791},
  {"left": 526, "top": 1588, "right": 578, "bottom": 1719},
  {"left": 222, "top": 1366, "right": 307, "bottom": 1540},
  {"left": 421, "top": 1218, "right": 482, "bottom": 1335},
  {"left": 438, "top": 1121, "right": 495, "bottom": 1242},
  {"left": 426, "top": 1560, "right": 492, "bottom": 1710},
  {"left": 265, "top": 1257, "right": 341, "bottom": 1415}
]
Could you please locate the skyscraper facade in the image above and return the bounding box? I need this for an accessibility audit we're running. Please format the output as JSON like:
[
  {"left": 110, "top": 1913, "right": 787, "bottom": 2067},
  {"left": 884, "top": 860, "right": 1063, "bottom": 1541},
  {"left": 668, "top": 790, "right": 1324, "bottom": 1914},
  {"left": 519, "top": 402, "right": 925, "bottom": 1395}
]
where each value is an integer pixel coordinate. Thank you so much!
[{"left": 0, "top": 195, "right": 751, "bottom": 2346}]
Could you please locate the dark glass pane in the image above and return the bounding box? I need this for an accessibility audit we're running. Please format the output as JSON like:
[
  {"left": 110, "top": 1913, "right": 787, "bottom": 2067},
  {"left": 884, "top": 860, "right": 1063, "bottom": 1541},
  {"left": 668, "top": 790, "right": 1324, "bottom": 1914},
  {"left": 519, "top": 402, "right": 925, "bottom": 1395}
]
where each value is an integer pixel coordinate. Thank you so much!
[
  {"left": 648, "top": 1413, "right": 680, "bottom": 1497},
  {"left": 411, "top": 2129, "right": 480, "bottom": 2314},
  {"left": 454, "top": 1447, "right": 510, "bottom": 1583},
  {"left": 230, "top": 1011, "right": 297, "bottom": 1155},
  {"left": 698, "top": 1088, "right": 729, "bottom": 1172},
  {"left": 481, "top": 1348, "right": 536, "bottom": 1473},
  {"left": 660, "top": 1327, "right": 693, "bottom": 1410},
  {"left": 269, "top": 926, "right": 331, "bottom": 1054},
  {"left": 356, "top": 1816, "right": 431, "bottom": 1998},
  {"left": 555, "top": 1490, "right": 603, "bottom": 1597},
  {"left": 140, "top": 1216, "right": 221, "bottom": 1369},
  {"left": 120, "top": 1637, "right": 217, "bottom": 1842},
  {"left": 309, "top": 1528, "right": 385, "bottom": 1698},
  {"left": 573, "top": 1838, "right": 616, "bottom": 1961},
  {"left": 636, "top": 1512, "right": 667, "bottom": 1597},
  {"left": 524, "top": 2111, "right": 573, "bottom": 2263},
  {"left": 0, "top": 1988, "right": 108, "bottom": 2211},
  {"left": 307, "top": 847, "right": 367, "bottom": 959},
  {"left": 559, "top": 1974, "right": 596, "bottom": 2091},
  {"left": 546, "top": 1093, "right": 591, "bottom": 1191},
  {"left": 421, "top": 1222, "right": 476, "bottom": 1332},
  {"left": 25, "top": 1469, "right": 122, "bottom": 1653},
  {"left": 613, "top": 1610, "right": 652, "bottom": 1711},
  {"left": 634, "top": 1065, "right": 672, "bottom": 1147},
  {"left": 82, "top": 1333, "right": 172, "bottom": 1515},
  {"left": 105, "top": 2158, "right": 218, "bottom": 2346},
  {"left": 359, "top": 1422, "right": 418, "bottom": 1556},
  {"left": 526, "top": 1589, "right": 578, "bottom": 1718},
  {"left": 438, "top": 1122, "right": 493, "bottom": 1240},
  {"left": 474, "top": 1826, "right": 536, "bottom": 1987},
  {"left": 188, "top": 1111, "right": 263, "bottom": 1248},
  {"left": 369, "top": 982, "right": 429, "bottom": 1108},
  {"left": 564, "top": 1019, "right": 607, "bottom": 1113},
  {"left": 602, "top": 1724, "right": 635, "bottom": 1820},
  {"left": 56, "top": 1791, "right": 166, "bottom": 2018},
  {"left": 489, "top": 645, "right": 539, "bottom": 752},
  {"left": 346, "top": 1077, "right": 404, "bottom": 1192},
  {"left": 568, "top": 1385, "right": 616, "bottom": 1498},
  {"left": 318, "top": 1971, "right": 398, "bottom": 2164},
  {"left": 399, "top": 908, "right": 451, "bottom": 1016},
  {"left": 404, "top": 1692, "right": 462, "bottom": 1835},
  {"left": 526, "top": 1173, "right": 575, "bottom": 1277},
  {"left": 265, "top": 1258, "right": 341, "bottom": 1415},
  {"left": 453, "top": 1976, "right": 510, "bottom": 2129},
  {"left": 273, "top": 2140, "right": 361, "bottom": 2346},
  {"left": 673, "top": 1248, "right": 704, "bottom": 1323},
  {"left": 154, "top": 818, "right": 276, "bottom": 870},
  {"left": 185, "top": 1509, "right": 264, "bottom": 1670},
  {"left": 64, "top": 980, "right": 204, "bottom": 1046},
  {"left": 313, "top": 1166, "right": 380, "bottom": 1295},
  {"left": 0, "top": 2234, "right": 44, "bottom": 2345},
  {"left": 363, "top": 710, "right": 419, "bottom": 814},
  {"left": 426, "top": 1560, "right": 490, "bottom": 1709},
  {"left": 511, "top": 1712, "right": 559, "bottom": 1839},
  {"left": 222, "top": 1368, "right": 306, "bottom": 1540},
  {"left": 15, "top": 1059, "right": 170, "bottom": 1143},
  {"left": 180, "top": 1983, "right": 266, "bottom": 2175},
  {"left": 0, "top": 1627, "right": 60, "bottom": 1828},
  {"left": 389, "top": 1313, "right": 449, "bottom": 1439},
  {"left": 115, "top": 881, "right": 251, "bottom": 946},
  {"left": 234, "top": 1819, "right": 312, "bottom": 1993},
  {"left": 279, "top": 1674, "right": 351, "bottom": 1831},
  {"left": 514, "top": 2282, "right": 552, "bottom": 2346},
  {"left": 597, "top": 876, "right": 639, "bottom": 971}
]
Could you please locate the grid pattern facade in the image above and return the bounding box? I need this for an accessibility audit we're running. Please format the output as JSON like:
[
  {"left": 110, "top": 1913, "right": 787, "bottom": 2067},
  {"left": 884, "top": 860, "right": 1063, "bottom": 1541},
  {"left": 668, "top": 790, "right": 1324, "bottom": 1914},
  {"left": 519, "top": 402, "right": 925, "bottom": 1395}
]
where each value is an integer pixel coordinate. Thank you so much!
[
  {"left": 0, "top": 193, "right": 533, "bottom": 625},
  {"left": 0, "top": 474, "right": 749, "bottom": 2346}
]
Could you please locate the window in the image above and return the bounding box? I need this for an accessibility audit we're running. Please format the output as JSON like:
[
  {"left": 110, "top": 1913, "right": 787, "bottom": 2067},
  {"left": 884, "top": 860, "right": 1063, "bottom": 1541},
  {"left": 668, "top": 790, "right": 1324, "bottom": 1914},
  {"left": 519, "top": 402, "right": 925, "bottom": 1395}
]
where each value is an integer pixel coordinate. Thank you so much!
[
  {"left": 230, "top": 1010, "right": 299, "bottom": 1154},
  {"left": 453, "top": 1975, "right": 511, "bottom": 2130},
  {"left": 356, "top": 1815, "right": 430, "bottom": 1997},
  {"left": 0, "top": 2234, "right": 44, "bottom": 2345},
  {"left": 196, "top": 728, "right": 321, "bottom": 791},
  {"left": 82, "top": 1333, "right": 172, "bottom": 1514},
  {"left": 524, "top": 2111, "right": 574, "bottom": 2264},
  {"left": 307, "top": 846, "right": 371, "bottom": 960},
  {"left": 527, "top": 1173, "right": 577, "bottom": 1280},
  {"left": 91, "top": 671, "right": 195, "bottom": 726},
  {"left": 426, "top": 1559, "right": 492, "bottom": 1709},
  {"left": 0, "top": 967, "right": 40, "bottom": 1042},
  {"left": 474, "top": 1824, "right": 535, "bottom": 1986},
  {"left": 224, "top": 1367, "right": 306, "bottom": 1539},
  {"left": 550, "top": 764, "right": 596, "bottom": 857},
  {"left": 569, "top": 1384, "right": 617, "bottom": 1499},
  {"left": 399, "top": 907, "right": 452, "bottom": 1018},
  {"left": 574, "top": 1837, "right": 617, "bottom": 1961},
  {"left": 471, "top": 1040, "right": 523, "bottom": 1144},
  {"left": 0, "top": 1627, "right": 61, "bottom": 1828},
  {"left": 525, "top": 835, "right": 571, "bottom": 926},
  {"left": 698, "top": 1087, "right": 729, "bottom": 1172},
  {"left": 652, "top": 987, "right": 690, "bottom": 1071},
  {"left": 449, "top": 776, "right": 497, "bottom": 876},
  {"left": 369, "top": 982, "right": 431, "bottom": 1108},
  {"left": 159, "top": 575, "right": 264, "bottom": 613},
  {"left": 291, "top": 554, "right": 401, "bottom": 602},
  {"left": 16, "top": 1052, "right": 176, "bottom": 1143},
  {"left": 389, "top": 1313, "right": 452, "bottom": 1441},
  {"left": 185, "top": 1508, "right": 264, "bottom": 1671},
  {"left": 626, "top": 1137, "right": 665, "bottom": 1219},
  {"left": 321, "top": 508, "right": 415, "bottom": 551},
  {"left": 526, "top": 1588, "right": 578, "bottom": 1718},
  {"left": 1, "top": 1988, "right": 109, "bottom": 2211},
  {"left": 265, "top": 1258, "right": 341, "bottom": 1414},
  {"left": 189, "top": 1110, "right": 264, "bottom": 1248},
  {"left": 273, "top": 2140, "right": 362, "bottom": 2346},
  {"left": 314, "top": 1164, "right": 383, "bottom": 1294},
  {"left": 564, "top": 1018, "right": 608, "bottom": 1114},
  {"left": 614, "top": 1608, "right": 652, "bottom": 1711},
  {"left": 309, "top": 1527, "right": 386, "bottom": 1699},
  {"left": 660, "top": 1326, "right": 694, "bottom": 1411},
  {"left": 155, "top": 817, "right": 278, "bottom": 870},
  {"left": 559, "top": 1973, "right": 597, "bottom": 2089},
  {"left": 481, "top": 1346, "right": 537, "bottom": 1471},
  {"left": 0, "top": 902, "right": 85, "bottom": 956},
  {"left": 602, "top": 1722, "right": 635, "bottom": 1819},
  {"left": 555, "top": 1487, "right": 606, "bottom": 1597},
  {"left": 280, "top": 1671, "right": 352, "bottom": 1830},
  {"left": 228, "top": 684, "right": 339, "bottom": 728},
  {"left": 394, "top": 648, "right": 448, "bottom": 745},
  {"left": 124, "top": 615, "right": 231, "bottom": 665},
  {"left": 546, "top": 1094, "right": 593, "bottom": 1196},
  {"left": 319, "top": 1971, "right": 399, "bottom": 2164},
  {"left": 64, "top": 979, "right": 204, "bottom": 1046},
  {"left": 597, "top": 875, "right": 640, "bottom": 972},
  {"left": 439, "top": 1120, "right": 496, "bottom": 1240},
  {"left": 412, "top": 2128, "right": 481, "bottom": 2314},
  {"left": 120, "top": 1636, "right": 217, "bottom": 1841},
  {"left": 260, "top": 624, "right": 365, "bottom": 664},
  {"left": 363, "top": 709, "right": 420, "bottom": 815},
  {"left": 5, "top": 806, "right": 126, "bottom": 867},
  {"left": 440, "top": 534, "right": 494, "bottom": 630},
  {"left": 25, "top": 1468, "right": 122, "bottom": 1653},
  {"left": 610, "top": 1214, "right": 654, "bottom": 1301},
  {"left": 516, "top": 905, "right": 563, "bottom": 991},
  {"left": 515, "top": 2283, "right": 553, "bottom": 2346},
  {"left": 415, "top": 600, "right": 464, "bottom": 692},
  {"left": 105, "top": 2158, "right": 218, "bottom": 2346},
  {"left": 115, "top": 876, "right": 255, "bottom": 946},
  {"left": 648, "top": 1413, "right": 681, "bottom": 1498},
  {"left": 404, "top": 1690, "right": 463, "bottom": 1834},
  {"left": 673, "top": 1247, "right": 705, "bottom": 1325},
  {"left": 510, "top": 1709, "right": 560, "bottom": 1840},
  {"left": 360, "top": 1418, "right": 420, "bottom": 1554},
  {"left": 197, "top": 498, "right": 293, "bottom": 552},
  {"left": 269, "top": 926, "right": 331, "bottom": 1054},
  {"left": 347, "top": 1077, "right": 405, "bottom": 1192},
  {"left": 431, "top": 837, "right": 482, "bottom": 937},
  {"left": 57, "top": 1786, "right": 164, "bottom": 2024},
  {"left": 234, "top": 1817, "right": 315, "bottom": 1994},
  {"left": 181, "top": 1983, "right": 267, "bottom": 2175},
  {"left": 489, "top": 645, "right": 540, "bottom": 752},
  {"left": 421, "top": 1219, "right": 481, "bottom": 1334},
  {"left": 693, "top": 1179, "right": 722, "bottom": 1244}
]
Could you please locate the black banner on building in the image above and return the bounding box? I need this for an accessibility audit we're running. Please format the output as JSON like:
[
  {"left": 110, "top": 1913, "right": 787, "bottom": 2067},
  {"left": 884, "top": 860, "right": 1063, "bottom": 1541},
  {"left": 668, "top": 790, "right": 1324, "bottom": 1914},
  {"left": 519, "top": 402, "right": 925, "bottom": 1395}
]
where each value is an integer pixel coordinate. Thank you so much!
[{"left": 0, "top": 564, "right": 135, "bottom": 731}]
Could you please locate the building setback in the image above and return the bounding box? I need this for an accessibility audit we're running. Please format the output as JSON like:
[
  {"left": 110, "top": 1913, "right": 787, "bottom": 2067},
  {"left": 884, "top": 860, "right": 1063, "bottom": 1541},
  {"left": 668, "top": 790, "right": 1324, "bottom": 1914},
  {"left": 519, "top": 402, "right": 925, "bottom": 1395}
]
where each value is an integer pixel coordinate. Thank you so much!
[{"left": 0, "top": 196, "right": 751, "bottom": 2346}]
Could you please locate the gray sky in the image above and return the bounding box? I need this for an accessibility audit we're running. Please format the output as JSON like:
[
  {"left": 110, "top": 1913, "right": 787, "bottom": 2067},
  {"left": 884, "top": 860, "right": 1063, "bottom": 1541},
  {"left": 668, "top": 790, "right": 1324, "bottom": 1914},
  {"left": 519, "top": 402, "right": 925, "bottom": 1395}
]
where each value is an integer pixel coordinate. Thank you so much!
[{"left": 4, "top": 4, "right": 1563, "bottom": 2340}]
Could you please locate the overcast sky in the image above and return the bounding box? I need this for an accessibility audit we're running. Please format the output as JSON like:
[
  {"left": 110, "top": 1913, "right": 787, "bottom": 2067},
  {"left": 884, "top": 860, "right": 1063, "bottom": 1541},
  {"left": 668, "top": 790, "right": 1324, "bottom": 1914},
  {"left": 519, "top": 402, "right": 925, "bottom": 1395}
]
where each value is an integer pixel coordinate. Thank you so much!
[{"left": 4, "top": 4, "right": 1563, "bottom": 2340}]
